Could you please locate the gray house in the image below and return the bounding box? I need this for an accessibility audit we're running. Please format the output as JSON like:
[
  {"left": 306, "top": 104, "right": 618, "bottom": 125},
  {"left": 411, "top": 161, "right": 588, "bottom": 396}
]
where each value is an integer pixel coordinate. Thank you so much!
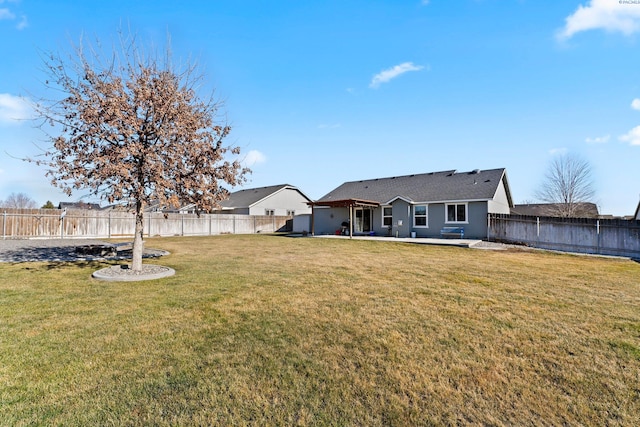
[
  {"left": 214, "top": 184, "right": 312, "bottom": 216},
  {"left": 310, "top": 168, "right": 513, "bottom": 239}
]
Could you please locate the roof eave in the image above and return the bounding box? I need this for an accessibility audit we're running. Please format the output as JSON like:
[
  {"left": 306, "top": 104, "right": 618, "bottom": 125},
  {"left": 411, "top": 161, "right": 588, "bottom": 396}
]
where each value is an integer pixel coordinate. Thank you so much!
[{"left": 309, "top": 198, "right": 381, "bottom": 208}]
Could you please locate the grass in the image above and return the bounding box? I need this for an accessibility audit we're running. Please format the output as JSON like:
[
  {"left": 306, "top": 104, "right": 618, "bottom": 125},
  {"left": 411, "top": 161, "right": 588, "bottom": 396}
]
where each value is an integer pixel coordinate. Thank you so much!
[{"left": 1, "top": 234, "right": 639, "bottom": 425}]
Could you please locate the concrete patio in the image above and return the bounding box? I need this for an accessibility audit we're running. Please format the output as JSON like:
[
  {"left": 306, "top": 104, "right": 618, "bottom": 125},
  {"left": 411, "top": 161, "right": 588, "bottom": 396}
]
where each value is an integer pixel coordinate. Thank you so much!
[{"left": 313, "top": 234, "right": 486, "bottom": 248}]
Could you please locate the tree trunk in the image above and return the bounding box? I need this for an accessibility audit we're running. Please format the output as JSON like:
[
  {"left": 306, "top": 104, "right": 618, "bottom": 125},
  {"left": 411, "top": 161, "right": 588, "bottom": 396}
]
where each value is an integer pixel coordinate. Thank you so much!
[{"left": 131, "top": 199, "right": 145, "bottom": 272}]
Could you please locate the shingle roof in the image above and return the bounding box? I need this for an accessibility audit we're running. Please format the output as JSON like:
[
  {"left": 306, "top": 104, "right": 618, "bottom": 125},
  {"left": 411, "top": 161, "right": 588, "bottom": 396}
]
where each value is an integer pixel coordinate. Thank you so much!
[
  {"left": 317, "top": 168, "right": 510, "bottom": 205},
  {"left": 511, "top": 203, "right": 599, "bottom": 218},
  {"left": 219, "top": 184, "right": 310, "bottom": 209},
  {"left": 58, "top": 202, "right": 102, "bottom": 210}
]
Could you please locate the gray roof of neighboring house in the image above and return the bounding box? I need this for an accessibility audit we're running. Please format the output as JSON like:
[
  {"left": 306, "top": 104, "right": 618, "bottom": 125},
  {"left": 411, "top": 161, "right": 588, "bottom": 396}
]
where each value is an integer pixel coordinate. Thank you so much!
[
  {"left": 218, "top": 184, "right": 311, "bottom": 209},
  {"left": 511, "top": 203, "right": 599, "bottom": 218},
  {"left": 317, "top": 168, "right": 512, "bottom": 205},
  {"left": 58, "top": 202, "right": 102, "bottom": 210}
]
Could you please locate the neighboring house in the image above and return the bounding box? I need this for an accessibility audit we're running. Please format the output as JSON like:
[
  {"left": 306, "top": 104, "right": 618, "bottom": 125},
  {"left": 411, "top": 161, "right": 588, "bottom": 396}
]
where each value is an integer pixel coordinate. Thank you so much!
[
  {"left": 310, "top": 168, "right": 513, "bottom": 239},
  {"left": 511, "top": 202, "right": 599, "bottom": 218},
  {"left": 635, "top": 200, "right": 640, "bottom": 221},
  {"left": 58, "top": 201, "right": 102, "bottom": 210},
  {"left": 213, "top": 184, "right": 313, "bottom": 216}
]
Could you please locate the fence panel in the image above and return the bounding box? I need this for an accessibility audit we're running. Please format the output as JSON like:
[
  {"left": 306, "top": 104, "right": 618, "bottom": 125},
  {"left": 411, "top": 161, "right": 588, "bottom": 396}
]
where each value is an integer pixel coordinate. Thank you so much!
[
  {"left": 489, "top": 214, "right": 640, "bottom": 258},
  {"left": 1, "top": 208, "right": 291, "bottom": 240}
]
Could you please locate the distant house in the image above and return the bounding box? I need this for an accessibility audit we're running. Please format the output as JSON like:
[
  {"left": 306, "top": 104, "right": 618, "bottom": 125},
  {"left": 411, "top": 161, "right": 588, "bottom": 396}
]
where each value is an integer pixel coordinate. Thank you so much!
[
  {"left": 310, "top": 168, "right": 513, "bottom": 239},
  {"left": 58, "top": 201, "right": 102, "bottom": 210},
  {"left": 213, "top": 184, "right": 313, "bottom": 216},
  {"left": 635, "top": 201, "right": 640, "bottom": 221},
  {"left": 511, "top": 202, "right": 599, "bottom": 218}
]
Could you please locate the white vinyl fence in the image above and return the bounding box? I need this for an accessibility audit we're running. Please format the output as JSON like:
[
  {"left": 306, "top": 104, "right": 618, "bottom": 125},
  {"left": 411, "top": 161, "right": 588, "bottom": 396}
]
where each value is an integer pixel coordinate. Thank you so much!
[{"left": 1, "top": 208, "right": 291, "bottom": 239}]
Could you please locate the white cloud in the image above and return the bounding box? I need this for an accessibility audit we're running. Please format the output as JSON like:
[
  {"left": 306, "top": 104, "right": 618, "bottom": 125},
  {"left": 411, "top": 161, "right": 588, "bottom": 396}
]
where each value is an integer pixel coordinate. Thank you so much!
[
  {"left": 0, "top": 93, "right": 32, "bottom": 125},
  {"left": 243, "top": 150, "right": 267, "bottom": 167},
  {"left": 557, "top": 0, "right": 640, "bottom": 40},
  {"left": 619, "top": 125, "right": 640, "bottom": 145},
  {"left": 0, "top": 8, "right": 15, "bottom": 20},
  {"left": 16, "top": 14, "right": 27, "bottom": 29},
  {"left": 549, "top": 147, "right": 568, "bottom": 155},
  {"left": 586, "top": 134, "right": 610, "bottom": 144},
  {"left": 369, "top": 62, "right": 425, "bottom": 89},
  {"left": 631, "top": 98, "right": 640, "bottom": 110},
  {"left": 0, "top": 1, "right": 27, "bottom": 30}
]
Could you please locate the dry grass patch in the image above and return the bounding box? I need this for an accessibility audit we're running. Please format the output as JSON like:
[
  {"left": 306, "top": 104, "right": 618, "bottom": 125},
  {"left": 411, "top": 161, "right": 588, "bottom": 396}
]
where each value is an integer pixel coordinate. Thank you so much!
[{"left": 1, "top": 234, "right": 639, "bottom": 425}]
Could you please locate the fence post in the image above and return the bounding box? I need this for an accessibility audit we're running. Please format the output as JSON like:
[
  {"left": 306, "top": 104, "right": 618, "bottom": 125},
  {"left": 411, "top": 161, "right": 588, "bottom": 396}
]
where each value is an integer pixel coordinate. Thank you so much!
[
  {"left": 487, "top": 214, "right": 490, "bottom": 241},
  {"left": 596, "top": 219, "right": 600, "bottom": 254},
  {"left": 2, "top": 211, "right": 6, "bottom": 240},
  {"left": 181, "top": 214, "right": 184, "bottom": 236}
]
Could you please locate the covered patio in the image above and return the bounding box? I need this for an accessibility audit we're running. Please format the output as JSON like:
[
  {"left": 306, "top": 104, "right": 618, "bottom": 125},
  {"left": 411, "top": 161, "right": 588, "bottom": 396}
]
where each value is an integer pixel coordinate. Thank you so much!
[{"left": 308, "top": 198, "right": 380, "bottom": 238}]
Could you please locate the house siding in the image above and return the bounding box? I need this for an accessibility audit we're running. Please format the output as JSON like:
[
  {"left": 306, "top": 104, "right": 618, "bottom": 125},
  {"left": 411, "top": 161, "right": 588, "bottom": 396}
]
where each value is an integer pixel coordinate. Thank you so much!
[
  {"left": 247, "top": 189, "right": 312, "bottom": 216},
  {"left": 313, "top": 201, "right": 489, "bottom": 239},
  {"left": 390, "top": 200, "right": 412, "bottom": 237},
  {"left": 465, "top": 202, "right": 490, "bottom": 239},
  {"left": 410, "top": 202, "right": 488, "bottom": 239},
  {"left": 487, "top": 178, "right": 512, "bottom": 215},
  {"left": 221, "top": 207, "right": 249, "bottom": 215},
  {"left": 313, "top": 207, "right": 349, "bottom": 235}
]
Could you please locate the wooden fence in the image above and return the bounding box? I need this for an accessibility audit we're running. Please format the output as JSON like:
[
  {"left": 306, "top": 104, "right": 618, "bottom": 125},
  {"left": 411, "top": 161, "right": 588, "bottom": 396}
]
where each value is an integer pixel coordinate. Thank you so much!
[
  {"left": 488, "top": 214, "right": 640, "bottom": 259},
  {"left": 1, "top": 208, "right": 292, "bottom": 239}
]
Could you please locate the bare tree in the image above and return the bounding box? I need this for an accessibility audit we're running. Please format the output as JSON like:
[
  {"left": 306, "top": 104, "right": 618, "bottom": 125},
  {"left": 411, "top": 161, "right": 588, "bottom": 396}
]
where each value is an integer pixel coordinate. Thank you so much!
[
  {"left": 535, "top": 153, "right": 596, "bottom": 218},
  {"left": 0, "top": 192, "right": 38, "bottom": 209},
  {"left": 31, "top": 31, "right": 250, "bottom": 271}
]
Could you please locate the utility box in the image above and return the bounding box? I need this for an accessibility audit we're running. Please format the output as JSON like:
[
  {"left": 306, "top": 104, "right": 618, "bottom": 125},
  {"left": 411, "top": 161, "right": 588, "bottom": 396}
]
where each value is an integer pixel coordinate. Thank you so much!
[{"left": 292, "top": 214, "right": 312, "bottom": 234}]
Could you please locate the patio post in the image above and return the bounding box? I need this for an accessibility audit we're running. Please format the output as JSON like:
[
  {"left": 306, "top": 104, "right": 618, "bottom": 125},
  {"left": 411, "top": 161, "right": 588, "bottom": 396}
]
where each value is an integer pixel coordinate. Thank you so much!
[
  {"left": 310, "top": 204, "right": 315, "bottom": 236},
  {"left": 349, "top": 204, "right": 353, "bottom": 239}
]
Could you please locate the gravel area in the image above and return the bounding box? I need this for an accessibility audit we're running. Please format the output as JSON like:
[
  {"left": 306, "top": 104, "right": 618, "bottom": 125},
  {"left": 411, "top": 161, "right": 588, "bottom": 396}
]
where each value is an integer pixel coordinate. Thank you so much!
[
  {"left": 469, "top": 240, "right": 528, "bottom": 250},
  {"left": 92, "top": 264, "right": 175, "bottom": 282},
  {"left": 0, "top": 239, "right": 167, "bottom": 263}
]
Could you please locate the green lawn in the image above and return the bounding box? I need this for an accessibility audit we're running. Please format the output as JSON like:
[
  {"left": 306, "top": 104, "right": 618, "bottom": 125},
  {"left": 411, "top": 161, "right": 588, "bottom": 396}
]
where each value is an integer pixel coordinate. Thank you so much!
[{"left": 1, "top": 235, "right": 639, "bottom": 425}]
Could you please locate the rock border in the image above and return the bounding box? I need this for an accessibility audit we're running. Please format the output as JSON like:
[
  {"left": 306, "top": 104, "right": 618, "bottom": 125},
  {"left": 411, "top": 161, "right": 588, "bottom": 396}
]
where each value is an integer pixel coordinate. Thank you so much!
[{"left": 92, "top": 264, "right": 176, "bottom": 282}]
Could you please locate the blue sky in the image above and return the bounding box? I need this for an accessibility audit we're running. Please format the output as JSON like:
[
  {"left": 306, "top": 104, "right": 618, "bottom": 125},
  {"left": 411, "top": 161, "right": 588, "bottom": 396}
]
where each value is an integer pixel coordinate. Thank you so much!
[{"left": 1, "top": 0, "right": 639, "bottom": 215}]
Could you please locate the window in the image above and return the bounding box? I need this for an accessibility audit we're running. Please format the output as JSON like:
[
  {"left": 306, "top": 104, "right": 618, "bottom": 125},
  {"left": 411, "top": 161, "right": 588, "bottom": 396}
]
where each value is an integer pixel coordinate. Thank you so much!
[
  {"left": 382, "top": 206, "right": 392, "bottom": 227},
  {"left": 265, "top": 209, "right": 275, "bottom": 216},
  {"left": 413, "top": 205, "right": 428, "bottom": 227},
  {"left": 446, "top": 203, "right": 467, "bottom": 223}
]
